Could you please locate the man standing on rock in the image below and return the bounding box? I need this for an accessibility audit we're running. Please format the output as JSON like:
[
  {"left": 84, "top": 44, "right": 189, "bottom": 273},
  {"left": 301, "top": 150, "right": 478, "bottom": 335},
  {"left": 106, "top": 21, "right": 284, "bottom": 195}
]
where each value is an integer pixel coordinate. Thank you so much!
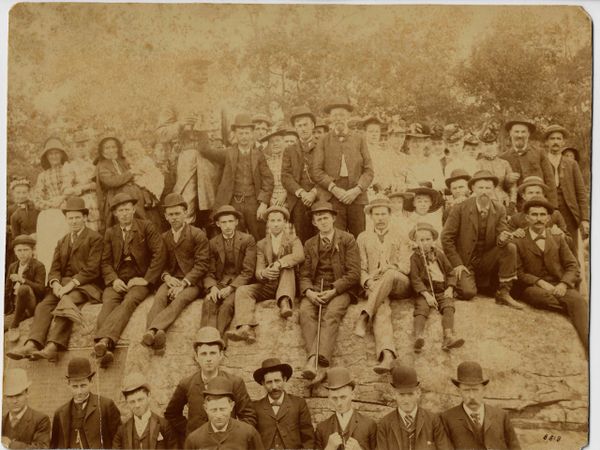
[{"left": 441, "top": 361, "right": 520, "bottom": 450}]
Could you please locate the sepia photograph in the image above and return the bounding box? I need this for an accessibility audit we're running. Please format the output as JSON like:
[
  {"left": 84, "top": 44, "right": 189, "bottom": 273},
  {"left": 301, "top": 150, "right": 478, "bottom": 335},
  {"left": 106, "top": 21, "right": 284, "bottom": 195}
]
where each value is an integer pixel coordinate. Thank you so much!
[{"left": 1, "top": 2, "right": 592, "bottom": 449}]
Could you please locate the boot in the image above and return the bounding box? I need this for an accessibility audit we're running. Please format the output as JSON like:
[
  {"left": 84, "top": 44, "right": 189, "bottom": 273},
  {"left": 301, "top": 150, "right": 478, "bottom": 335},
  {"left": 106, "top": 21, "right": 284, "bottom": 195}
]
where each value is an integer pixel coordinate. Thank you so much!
[
  {"left": 414, "top": 336, "right": 425, "bottom": 353},
  {"left": 94, "top": 338, "right": 111, "bottom": 358},
  {"left": 373, "top": 350, "right": 395, "bottom": 374},
  {"left": 279, "top": 297, "right": 293, "bottom": 319},
  {"left": 99, "top": 350, "right": 114, "bottom": 369},
  {"left": 308, "top": 369, "right": 327, "bottom": 387},
  {"left": 31, "top": 342, "right": 59, "bottom": 362},
  {"left": 495, "top": 282, "right": 523, "bottom": 310},
  {"left": 353, "top": 312, "right": 369, "bottom": 338},
  {"left": 6, "top": 340, "right": 37, "bottom": 360},
  {"left": 141, "top": 329, "right": 155, "bottom": 347},
  {"left": 442, "top": 329, "right": 465, "bottom": 352},
  {"left": 153, "top": 329, "right": 167, "bottom": 350},
  {"left": 226, "top": 325, "right": 251, "bottom": 342},
  {"left": 302, "top": 356, "right": 318, "bottom": 380}
]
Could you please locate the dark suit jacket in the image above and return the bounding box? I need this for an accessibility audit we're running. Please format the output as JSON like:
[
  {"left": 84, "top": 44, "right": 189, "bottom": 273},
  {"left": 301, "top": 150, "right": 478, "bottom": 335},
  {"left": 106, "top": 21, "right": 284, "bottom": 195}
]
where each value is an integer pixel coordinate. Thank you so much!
[
  {"left": 164, "top": 369, "right": 257, "bottom": 440},
  {"left": 508, "top": 210, "right": 572, "bottom": 246},
  {"left": 112, "top": 412, "right": 177, "bottom": 449},
  {"left": 281, "top": 140, "right": 317, "bottom": 211},
  {"left": 300, "top": 230, "right": 360, "bottom": 296},
  {"left": 255, "top": 232, "right": 304, "bottom": 281},
  {"left": 50, "top": 394, "right": 121, "bottom": 449},
  {"left": 311, "top": 130, "right": 374, "bottom": 204},
  {"left": 441, "top": 404, "right": 520, "bottom": 450},
  {"left": 377, "top": 407, "right": 453, "bottom": 450},
  {"left": 441, "top": 197, "right": 509, "bottom": 268},
  {"left": 203, "top": 231, "right": 256, "bottom": 290},
  {"left": 9, "top": 201, "right": 40, "bottom": 236},
  {"left": 5, "top": 258, "right": 47, "bottom": 302},
  {"left": 555, "top": 156, "right": 589, "bottom": 224},
  {"left": 252, "top": 393, "right": 314, "bottom": 450},
  {"left": 2, "top": 407, "right": 51, "bottom": 449},
  {"left": 48, "top": 226, "right": 103, "bottom": 302},
  {"left": 102, "top": 218, "right": 167, "bottom": 286},
  {"left": 162, "top": 224, "right": 210, "bottom": 288},
  {"left": 410, "top": 248, "right": 456, "bottom": 294},
  {"left": 184, "top": 418, "right": 265, "bottom": 450},
  {"left": 315, "top": 410, "right": 377, "bottom": 450},
  {"left": 515, "top": 230, "right": 579, "bottom": 288}
]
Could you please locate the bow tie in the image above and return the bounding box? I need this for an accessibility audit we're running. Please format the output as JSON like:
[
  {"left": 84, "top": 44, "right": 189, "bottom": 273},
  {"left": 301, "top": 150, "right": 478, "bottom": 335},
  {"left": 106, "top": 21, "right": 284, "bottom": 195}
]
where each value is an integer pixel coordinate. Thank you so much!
[
  {"left": 270, "top": 400, "right": 282, "bottom": 407},
  {"left": 533, "top": 234, "right": 545, "bottom": 242}
]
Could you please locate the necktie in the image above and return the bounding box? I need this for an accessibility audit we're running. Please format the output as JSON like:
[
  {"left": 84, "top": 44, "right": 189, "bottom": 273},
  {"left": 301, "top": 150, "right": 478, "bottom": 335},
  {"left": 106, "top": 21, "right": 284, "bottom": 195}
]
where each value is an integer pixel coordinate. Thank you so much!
[
  {"left": 123, "top": 228, "right": 131, "bottom": 255},
  {"left": 270, "top": 400, "right": 281, "bottom": 414},
  {"left": 470, "top": 412, "right": 481, "bottom": 428},
  {"left": 321, "top": 237, "right": 331, "bottom": 250},
  {"left": 71, "top": 232, "right": 78, "bottom": 245},
  {"left": 404, "top": 414, "right": 414, "bottom": 429},
  {"left": 225, "top": 238, "right": 233, "bottom": 250},
  {"left": 10, "top": 415, "right": 19, "bottom": 428},
  {"left": 480, "top": 209, "right": 488, "bottom": 219}
]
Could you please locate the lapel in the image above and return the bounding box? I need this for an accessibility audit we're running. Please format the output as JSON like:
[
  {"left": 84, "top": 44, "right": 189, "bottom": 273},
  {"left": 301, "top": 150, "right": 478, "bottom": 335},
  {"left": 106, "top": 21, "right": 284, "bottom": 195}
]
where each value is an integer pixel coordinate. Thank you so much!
[
  {"left": 525, "top": 229, "right": 543, "bottom": 257},
  {"left": 230, "top": 146, "right": 239, "bottom": 176},
  {"left": 467, "top": 199, "right": 479, "bottom": 236},
  {"left": 113, "top": 225, "right": 124, "bottom": 261},
  {"left": 124, "top": 418, "right": 134, "bottom": 450},
  {"left": 13, "top": 408, "right": 32, "bottom": 438},
  {"left": 308, "top": 238, "right": 319, "bottom": 275},
  {"left": 483, "top": 404, "right": 493, "bottom": 435},
  {"left": 71, "top": 227, "right": 87, "bottom": 255},
  {"left": 209, "top": 420, "right": 231, "bottom": 445},
  {"left": 148, "top": 413, "right": 160, "bottom": 449},
  {"left": 251, "top": 147, "right": 260, "bottom": 174},
  {"left": 265, "top": 235, "right": 275, "bottom": 265},
  {"left": 457, "top": 406, "right": 477, "bottom": 438},
  {"left": 415, "top": 407, "right": 425, "bottom": 439},
  {"left": 60, "top": 234, "right": 71, "bottom": 268},
  {"left": 84, "top": 394, "right": 99, "bottom": 423},
  {"left": 233, "top": 232, "right": 243, "bottom": 268},
  {"left": 177, "top": 224, "right": 190, "bottom": 248},
  {"left": 216, "top": 235, "right": 226, "bottom": 268},
  {"left": 59, "top": 402, "right": 72, "bottom": 444},
  {"left": 390, "top": 411, "right": 404, "bottom": 448},
  {"left": 542, "top": 232, "right": 557, "bottom": 269},
  {"left": 276, "top": 393, "right": 290, "bottom": 420},
  {"left": 485, "top": 202, "right": 497, "bottom": 243},
  {"left": 345, "top": 410, "right": 359, "bottom": 440},
  {"left": 261, "top": 396, "right": 276, "bottom": 419}
]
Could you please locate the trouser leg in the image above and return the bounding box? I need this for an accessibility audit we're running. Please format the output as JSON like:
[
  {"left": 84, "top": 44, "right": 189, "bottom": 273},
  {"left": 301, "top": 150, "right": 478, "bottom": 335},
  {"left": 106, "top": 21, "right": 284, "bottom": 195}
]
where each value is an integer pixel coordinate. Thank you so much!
[
  {"left": 217, "top": 292, "right": 235, "bottom": 336},
  {"left": 11, "top": 285, "right": 37, "bottom": 328},
  {"left": 233, "top": 283, "right": 275, "bottom": 328},
  {"left": 299, "top": 297, "right": 318, "bottom": 357},
  {"left": 558, "top": 194, "right": 580, "bottom": 256},
  {"left": 28, "top": 293, "right": 61, "bottom": 348},
  {"left": 47, "top": 290, "right": 89, "bottom": 350},
  {"left": 96, "top": 286, "right": 149, "bottom": 345},
  {"left": 291, "top": 202, "right": 316, "bottom": 243},
  {"left": 373, "top": 299, "right": 396, "bottom": 359},
  {"left": 346, "top": 202, "right": 366, "bottom": 238},
  {"left": 96, "top": 287, "right": 123, "bottom": 330},
  {"left": 146, "top": 283, "right": 170, "bottom": 328},
  {"left": 311, "top": 293, "right": 351, "bottom": 363},
  {"left": 275, "top": 268, "right": 296, "bottom": 302},
  {"left": 362, "top": 270, "right": 410, "bottom": 318},
  {"left": 561, "top": 288, "right": 589, "bottom": 352},
  {"left": 148, "top": 286, "right": 200, "bottom": 331}
]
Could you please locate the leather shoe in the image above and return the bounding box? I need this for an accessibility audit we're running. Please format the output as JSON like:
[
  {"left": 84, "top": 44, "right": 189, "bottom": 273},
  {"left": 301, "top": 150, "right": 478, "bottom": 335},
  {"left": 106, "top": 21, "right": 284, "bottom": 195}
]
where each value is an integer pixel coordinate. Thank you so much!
[
  {"left": 279, "top": 299, "right": 293, "bottom": 319},
  {"left": 153, "top": 330, "right": 167, "bottom": 350},
  {"left": 94, "top": 338, "right": 110, "bottom": 358},
  {"left": 99, "top": 351, "right": 114, "bottom": 369},
  {"left": 301, "top": 358, "right": 318, "bottom": 380},
  {"left": 31, "top": 344, "right": 59, "bottom": 363},
  {"left": 6, "top": 342, "right": 37, "bottom": 360},
  {"left": 414, "top": 337, "right": 425, "bottom": 353},
  {"left": 495, "top": 291, "right": 524, "bottom": 310},
  {"left": 373, "top": 351, "right": 395, "bottom": 374},
  {"left": 226, "top": 326, "right": 249, "bottom": 342},
  {"left": 141, "top": 330, "right": 155, "bottom": 347},
  {"left": 245, "top": 327, "right": 256, "bottom": 344},
  {"left": 442, "top": 333, "right": 465, "bottom": 352}
]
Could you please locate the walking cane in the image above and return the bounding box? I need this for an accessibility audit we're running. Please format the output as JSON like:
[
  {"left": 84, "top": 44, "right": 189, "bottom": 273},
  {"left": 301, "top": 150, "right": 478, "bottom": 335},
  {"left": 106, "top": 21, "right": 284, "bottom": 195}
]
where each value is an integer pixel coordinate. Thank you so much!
[
  {"left": 416, "top": 224, "right": 439, "bottom": 311},
  {"left": 314, "top": 279, "right": 324, "bottom": 375}
]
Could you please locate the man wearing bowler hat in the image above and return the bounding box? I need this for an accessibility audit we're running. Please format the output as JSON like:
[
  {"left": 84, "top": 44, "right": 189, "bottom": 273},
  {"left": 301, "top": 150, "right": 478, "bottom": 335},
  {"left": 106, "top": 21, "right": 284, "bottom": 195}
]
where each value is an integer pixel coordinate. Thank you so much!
[
  {"left": 311, "top": 96, "right": 374, "bottom": 238},
  {"left": 377, "top": 363, "right": 451, "bottom": 450},
  {"left": 51, "top": 357, "right": 121, "bottom": 449},
  {"left": 200, "top": 113, "right": 274, "bottom": 240},
  {"left": 165, "top": 327, "right": 256, "bottom": 444},
  {"left": 200, "top": 205, "right": 256, "bottom": 338},
  {"left": 113, "top": 372, "right": 177, "bottom": 449},
  {"left": 299, "top": 201, "right": 360, "bottom": 383},
  {"left": 282, "top": 105, "right": 319, "bottom": 243},
  {"left": 142, "top": 193, "right": 210, "bottom": 355},
  {"left": 315, "top": 367, "right": 377, "bottom": 450},
  {"left": 227, "top": 205, "right": 304, "bottom": 343},
  {"left": 8, "top": 197, "right": 104, "bottom": 363},
  {"left": 442, "top": 168, "right": 471, "bottom": 224},
  {"left": 253, "top": 113, "right": 272, "bottom": 152},
  {"left": 2, "top": 368, "right": 51, "bottom": 449},
  {"left": 252, "top": 358, "right": 315, "bottom": 449},
  {"left": 441, "top": 361, "right": 520, "bottom": 450},
  {"left": 94, "top": 192, "right": 167, "bottom": 368}
]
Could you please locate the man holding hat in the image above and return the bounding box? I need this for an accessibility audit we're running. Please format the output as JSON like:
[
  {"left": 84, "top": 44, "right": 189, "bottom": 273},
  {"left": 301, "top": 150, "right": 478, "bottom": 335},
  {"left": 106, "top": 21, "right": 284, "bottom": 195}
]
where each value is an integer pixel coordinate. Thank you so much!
[
  {"left": 113, "top": 372, "right": 177, "bottom": 449},
  {"left": 199, "top": 205, "right": 256, "bottom": 338},
  {"left": 252, "top": 358, "right": 315, "bottom": 449},
  {"left": 315, "top": 367, "right": 377, "bottom": 450},
  {"left": 227, "top": 205, "right": 304, "bottom": 343},
  {"left": 299, "top": 201, "right": 360, "bottom": 382},
  {"left": 94, "top": 192, "right": 167, "bottom": 368},
  {"left": 354, "top": 197, "right": 412, "bottom": 373},
  {"left": 513, "top": 197, "right": 588, "bottom": 355},
  {"left": 377, "top": 363, "right": 451, "bottom": 450},
  {"left": 441, "top": 361, "right": 520, "bottom": 450},
  {"left": 51, "top": 357, "right": 121, "bottom": 449},
  {"left": 165, "top": 327, "right": 256, "bottom": 443},
  {"left": 2, "top": 368, "right": 51, "bottom": 449},
  {"left": 8, "top": 197, "right": 104, "bottom": 363},
  {"left": 312, "top": 97, "right": 374, "bottom": 238},
  {"left": 142, "top": 193, "right": 210, "bottom": 354},
  {"left": 282, "top": 105, "right": 319, "bottom": 243}
]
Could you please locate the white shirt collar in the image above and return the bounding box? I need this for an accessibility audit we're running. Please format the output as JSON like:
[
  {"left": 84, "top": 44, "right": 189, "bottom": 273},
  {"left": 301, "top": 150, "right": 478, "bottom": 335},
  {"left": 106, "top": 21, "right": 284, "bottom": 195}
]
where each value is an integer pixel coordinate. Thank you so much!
[
  {"left": 397, "top": 406, "right": 418, "bottom": 423},
  {"left": 172, "top": 224, "right": 185, "bottom": 242},
  {"left": 134, "top": 409, "right": 152, "bottom": 436},
  {"left": 529, "top": 227, "right": 546, "bottom": 240},
  {"left": 267, "top": 392, "right": 285, "bottom": 405},
  {"left": 319, "top": 230, "right": 335, "bottom": 242},
  {"left": 335, "top": 408, "right": 354, "bottom": 430},
  {"left": 210, "top": 420, "right": 230, "bottom": 433},
  {"left": 547, "top": 152, "right": 562, "bottom": 165},
  {"left": 9, "top": 406, "right": 28, "bottom": 423},
  {"left": 463, "top": 403, "right": 485, "bottom": 422},
  {"left": 475, "top": 199, "right": 490, "bottom": 213}
]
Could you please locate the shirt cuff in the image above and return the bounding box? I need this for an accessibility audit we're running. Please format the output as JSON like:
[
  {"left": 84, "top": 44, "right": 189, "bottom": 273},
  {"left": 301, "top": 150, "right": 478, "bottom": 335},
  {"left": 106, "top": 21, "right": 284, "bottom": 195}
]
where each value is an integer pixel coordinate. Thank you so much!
[
  {"left": 72, "top": 278, "right": 81, "bottom": 287},
  {"left": 328, "top": 182, "right": 336, "bottom": 192},
  {"left": 295, "top": 189, "right": 303, "bottom": 198},
  {"left": 48, "top": 279, "right": 60, "bottom": 287},
  {"left": 183, "top": 278, "right": 191, "bottom": 287}
]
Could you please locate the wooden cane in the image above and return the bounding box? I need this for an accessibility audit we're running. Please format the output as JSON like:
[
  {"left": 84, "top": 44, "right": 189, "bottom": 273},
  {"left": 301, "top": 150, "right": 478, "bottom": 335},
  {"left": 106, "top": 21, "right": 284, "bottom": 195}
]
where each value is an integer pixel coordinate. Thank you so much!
[{"left": 314, "top": 279, "right": 324, "bottom": 374}]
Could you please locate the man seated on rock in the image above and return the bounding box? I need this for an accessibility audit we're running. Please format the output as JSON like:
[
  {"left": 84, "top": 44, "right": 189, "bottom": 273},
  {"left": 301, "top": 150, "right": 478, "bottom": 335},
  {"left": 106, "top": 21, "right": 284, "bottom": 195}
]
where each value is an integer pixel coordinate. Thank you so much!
[
  {"left": 252, "top": 358, "right": 315, "bottom": 450},
  {"left": 441, "top": 361, "right": 520, "bottom": 450},
  {"left": 514, "top": 197, "right": 588, "bottom": 356},
  {"left": 442, "top": 168, "right": 471, "bottom": 224},
  {"left": 184, "top": 377, "right": 265, "bottom": 450},
  {"left": 94, "top": 192, "right": 167, "bottom": 368},
  {"left": 227, "top": 206, "right": 304, "bottom": 344},
  {"left": 441, "top": 170, "right": 523, "bottom": 309},
  {"left": 164, "top": 327, "right": 256, "bottom": 445},
  {"left": 200, "top": 205, "right": 256, "bottom": 338},
  {"left": 377, "top": 363, "right": 452, "bottom": 450},
  {"left": 354, "top": 197, "right": 412, "bottom": 374},
  {"left": 2, "top": 368, "right": 51, "bottom": 449},
  {"left": 315, "top": 367, "right": 377, "bottom": 450},
  {"left": 113, "top": 373, "right": 177, "bottom": 449},
  {"left": 142, "top": 193, "right": 209, "bottom": 355},
  {"left": 8, "top": 197, "right": 103, "bottom": 363},
  {"left": 299, "top": 201, "right": 360, "bottom": 384}
]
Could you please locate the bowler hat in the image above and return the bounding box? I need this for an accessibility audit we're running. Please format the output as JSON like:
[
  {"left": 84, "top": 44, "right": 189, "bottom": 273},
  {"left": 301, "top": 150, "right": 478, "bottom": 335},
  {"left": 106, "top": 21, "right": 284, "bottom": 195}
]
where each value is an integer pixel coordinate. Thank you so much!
[
  {"left": 543, "top": 124, "right": 569, "bottom": 140},
  {"left": 290, "top": 106, "right": 316, "bottom": 126},
  {"left": 252, "top": 113, "right": 272, "bottom": 127},
  {"left": 409, "top": 222, "right": 439, "bottom": 241},
  {"left": 468, "top": 170, "right": 499, "bottom": 189},
  {"left": 265, "top": 205, "right": 290, "bottom": 221},
  {"left": 505, "top": 116, "right": 536, "bottom": 134},
  {"left": 561, "top": 146, "right": 580, "bottom": 162},
  {"left": 323, "top": 97, "right": 354, "bottom": 114},
  {"left": 193, "top": 326, "right": 225, "bottom": 350},
  {"left": 389, "top": 363, "right": 420, "bottom": 392},
  {"left": 364, "top": 197, "right": 392, "bottom": 215},
  {"left": 517, "top": 176, "right": 549, "bottom": 197},
  {"left": 12, "top": 234, "right": 36, "bottom": 249},
  {"left": 445, "top": 169, "right": 472, "bottom": 189},
  {"left": 231, "top": 113, "right": 255, "bottom": 131},
  {"left": 253, "top": 358, "right": 293, "bottom": 384},
  {"left": 323, "top": 367, "right": 355, "bottom": 390},
  {"left": 443, "top": 124, "right": 464, "bottom": 143},
  {"left": 40, "top": 137, "right": 69, "bottom": 170},
  {"left": 309, "top": 201, "right": 337, "bottom": 216},
  {"left": 523, "top": 196, "right": 555, "bottom": 214},
  {"left": 404, "top": 182, "right": 443, "bottom": 213},
  {"left": 212, "top": 205, "right": 242, "bottom": 221},
  {"left": 451, "top": 361, "right": 489, "bottom": 387},
  {"left": 204, "top": 377, "right": 234, "bottom": 399},
  {"left": 109, "top": 192, "right": 138, "bottom": 211},
  {"left": 314, "top": 120, "right": 329, "bottom": 132},
  {"left": 162, "top": 192, "right": 188, "bottom": 210},
  {"left": 121, "top": 372, "right": 150, "bottom": 395},
  {"left": 66, "top": 357, "right": 96, "bottom": 380},
  {"left": 4, "top": 368, "right": 31, "bottom": 396},
  {"left": 62, "top": 196, "right": 89, "bottom": 216}
]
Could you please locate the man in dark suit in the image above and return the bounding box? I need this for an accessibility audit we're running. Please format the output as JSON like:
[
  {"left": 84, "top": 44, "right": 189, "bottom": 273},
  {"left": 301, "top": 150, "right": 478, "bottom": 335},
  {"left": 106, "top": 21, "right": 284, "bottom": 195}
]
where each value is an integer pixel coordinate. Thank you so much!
[
  {"left": 441, "top": 170, "right": 522, "bottom": 309},
  {"left": 142, "top": 193, "right": 209, "bottom": 354},
  {"left": 94, "top": 192, "right": 167, "bottom": 368},
  {"left": 200, "top": 113, "right": 274, "bottom": 240},
  {"left": 441, "top": 361, "right": 520, "bottom": 450},
  {"left": 311, "top": 97, "right": 374, "bottom": 237},
  {"left": 200, "top": 205, "right": 256, "bottom": 337},
  {"left": 299, "top": 201, "right": 361, "bottom": 384},
  {"left": 281, "top": 105, "right": 319, "bottom": 242},
  {"left": 7, "top": 197, "right": 103, "bottom": 363},
  {"left": 514, "top": 197, "right": 588, "bottom": 355},
  {"left": 113, "top": 373, "right": 177, "bottom": 449},
  {"left": 51, "top": 357, "right": 121, "bottom": 449},
  {"left": 315, "top": 367, "right": 377, "bottom": 450},
  {"left": 227, "top": 206, "right": 304, "bottom": 343},
  {"left": 165, "top": 327, "right": 256, "bottom": 445},
  {"left": 252, "top": 358, "right": 315, "bottom": 449},
  {"left": 2, "top": 368, "right": 51, "bottom": 449},
  {"left": 377, "top": 363, "right": 452, "bottom": 450}
]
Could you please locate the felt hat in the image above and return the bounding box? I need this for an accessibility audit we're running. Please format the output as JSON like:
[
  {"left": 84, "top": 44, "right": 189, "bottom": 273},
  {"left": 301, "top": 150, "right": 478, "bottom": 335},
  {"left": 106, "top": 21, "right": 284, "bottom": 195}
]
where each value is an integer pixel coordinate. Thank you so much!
[
  {"left": 283, "top": 127, "right": 299, "bottom": 139},
  {"left": 253, "top": 358, "right": 293, "bottom": 384},
  {"left": 443, "top": 124, "right": 464, "bottom": 143},
  {"left": 362, "top": 115, "right": 384, "bottom": 129},
  {"left": 478, "top": 121, "right": 500, "bottom": 144},
  {"left": 451, "top": 361, "right": 489, "bottom": 387},
  {"left": 213, "top": 205, "right": 242, "bottom": 221},
  {"left": 260, "top": 126, "right": 288, "bottom": 143},
  {"left": 12, "top": 234, "right": 36, "bottom": 249},
  {"left": 389, "top": 363, "right": 420, "bottom": 393},
  {"left": 408, "top": 222, "right": 439, "bottom": 241},
  {"left": 193, "top": 326, "right": 225, "bottom": 350},
  {"left": 388, "top": 191, "right": 414, "bottom": 201},
  {"left": 363, "top": 197, "right": 392, "bottom": 215},
  {"left": 404, "top": 182, "right": 443, "bottom": 213},
  {"left": 468, "top": 170, "right": 499, "bottom": 189},
  {"left": 523, "top": 196, "right": 555, "bottom": 214},
  {"left": 290, "top": 106, "right": 316, "bottom": 125},
  {"left": 314, "top": 119, "right": 329, "bottom": 132},
  {"left": 252, "top": 113, "right": 272, "bottom": 127},
  {"left": 430, "top": 124, "right": 444, "bottom": 141},
  {"left": 504, "top": 116, "right": 536, "bottom": 134},
  {"left": 162, "top": 192, "right": 188, "bottom": 210},
  {"left": 231, "top": 113, "right": 255, "bottom": 131},
  {"left": 66, "top": 357, "right": 96, "bottom": 380},
  {"left": 323, "top": 97, "right": 354, "bottom": 114},
  {"left": 4, "top": 368, "right": 32, "bottom": 396},
  {"left": 109, "top": 192, "right": 138, "bottom": 211},
  {"left": 121, "top": 372, "right": 150, "bottom": 395},
  {"left": 561, "top": 146, "right": 580, "bottom": 162},
  {"left": 265, "top": 205, "right": 290, "bottom": 221},
  {"left": 9, "top": 177, "right": 31, "bottom": 191},
  {"left": 445, "top": 168, "right": 472, "bottom": 189},
  {"left": 62, "top": 196, "right": 89, "bottom": 215},
  {"left": 517, "top": 176, "right": 549, "bottom": 197},
  {"left": 406, "top": 123, "right": 431, "bottom": 138},
  {"left": 543, "top": 124, "right": 569, "bottom": 140},
  {"left": 309, "top": 201, "right": 337, "bottom": 216},
  {"left": 40, "top": 137, "right": 69, "bottom": 170},
  {"left": 323, "top": 367, "right": 355, "bottom": 390},
  {"left": 204, "top": 377, "right": 234, "bottom": 399}
]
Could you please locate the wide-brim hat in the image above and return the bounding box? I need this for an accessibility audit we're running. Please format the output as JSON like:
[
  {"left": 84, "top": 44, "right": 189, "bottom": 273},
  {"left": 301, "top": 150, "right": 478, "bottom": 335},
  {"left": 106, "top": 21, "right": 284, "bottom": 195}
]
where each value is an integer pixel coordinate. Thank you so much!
[
  {"left": 283, "top": 127, "right": 299, "bottom": 139},
  {"left": 323, "top": 367, "right": 355, "bottom": 390},
  {"left": 463, "top": 133, "right": 480, "bottom": 147},
  {"left": 364, "top": 197, "right": 392, "bottom": 215},
  {"left": 517, "top": 176, "right": 549, "bottom": 197},
  {"left": 323, "top": 97, "right": 354, "bottom": 114},
  {"left": 12, "top": 234, "right": 36, "bottom": 249},
  {"left": 523, "top": 196, "right": 555, "bottom": 214},
  {"left": 505, "top": 117, "right": 536, "bottom": 134},
  {"left": 409, "top": 222, "right": 439, "bottom": 241},
  {"left": 162, "top": 192, "right": 188, "bottom": 210},
  {"left": 252, "top": 113, "right": 272, "bottom": 127},
  {"left": 561, "top": 146, "right": 580, "bottom": 162},
  {"left": 468, "top": 170, "right": 499, "bottom": 189},
  {"left": 109, "top": 192, "right": 138, "bottom": 211},
  {"left": 193, "top": 326, "right": 226, "bottom": 350},
  {"left": 445, "top": 169, "right": 472, "bottom": 189},
  {"left": 231, "top": 113, "right": 255, "bottom": 131},
  {"left": 66, "top": 357, "right": 96, "bottom": 380},
  {"left": 451, "top": 361, "right": 489, "bottom": 387},
  {"left": 62, "top": 196, "right": 89, "bottom": 215},
  {"left": 404, "top": 184, "right": 443, "bottom": 213},
  {"left": 260, "top": 126, "right": 287, "bottom": 143},
  {"left": 40, "top": 137, "right": 69, "bottom": 170},
  {"left": 213, "top": 205, "right": 242, "bottom": 221},
  {"left": 265, "top": 205, "right": 290, "bottom": 221},
  {"left": 443, "top": 124, "right": 464, "bottom": 143},
  {"left": 390, "top": 362, "right": 420, "bottom": 393},
  {"left": 543, "top": 124, "right": 569, "bottom": 140},
  {"left": 204, "top": 377, "right": 235, "bottom": 399},
  {"left": 406, "top": 123, "right": 431, "bottom": 138},
  {"left": 388, "top": 191, "right": 414, "bottom": 201},
  {"left": 253, "top": 358, "right": 293, "bottom": 384},
  {"left": 4, "top": 368, "right": 32, "bottom": 396},
  {"left": 95, "top": 135, "right": 124, "bottom": 165},
  {"left": 290, "top": 106, "right": 316, "bottom": 125},
  {"left": 121, "top": 372, "right": 150, "bottom": 395},
  {"left": 309, "top": 201, "right": 337, "bottom": 216},
  {"left": 361, "top": 115, "right": 384, "bottom": 129}
]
